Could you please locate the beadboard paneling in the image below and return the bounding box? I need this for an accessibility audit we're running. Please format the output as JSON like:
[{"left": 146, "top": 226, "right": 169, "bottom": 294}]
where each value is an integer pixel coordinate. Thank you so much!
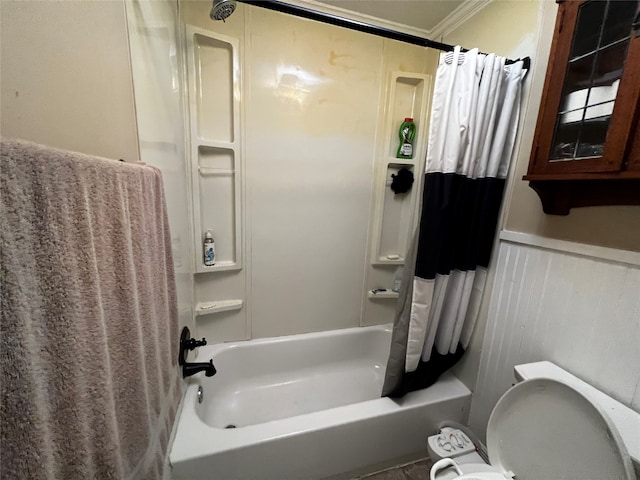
[{"left": 469, "top": 240, "right": 640, "bottom": 439}]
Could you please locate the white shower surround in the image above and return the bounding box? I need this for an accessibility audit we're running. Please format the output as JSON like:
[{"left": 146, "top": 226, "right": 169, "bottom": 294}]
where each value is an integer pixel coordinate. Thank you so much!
[{"left": 170, "top": 324, "right": 471, "bottom": 479}]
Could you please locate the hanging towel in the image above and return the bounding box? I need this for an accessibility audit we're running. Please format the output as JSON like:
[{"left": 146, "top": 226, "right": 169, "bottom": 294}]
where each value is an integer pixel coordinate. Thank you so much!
[{"left": 0, "top": 138, "right": 181, "bottom": 480}]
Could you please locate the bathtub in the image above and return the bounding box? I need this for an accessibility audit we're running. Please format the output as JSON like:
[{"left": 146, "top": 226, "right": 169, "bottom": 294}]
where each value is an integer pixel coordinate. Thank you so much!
[{"left": 169, "top": 324, "right": 471, "bottom": 480}]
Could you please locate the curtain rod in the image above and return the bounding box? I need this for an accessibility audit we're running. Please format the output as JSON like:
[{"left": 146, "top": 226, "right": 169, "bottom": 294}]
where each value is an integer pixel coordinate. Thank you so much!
[
  {"left": 237, "top": 0, "right": 454, "bottom": 50},
  {"left": 236, "top": 0, "right": 531, "bottom": 69}
]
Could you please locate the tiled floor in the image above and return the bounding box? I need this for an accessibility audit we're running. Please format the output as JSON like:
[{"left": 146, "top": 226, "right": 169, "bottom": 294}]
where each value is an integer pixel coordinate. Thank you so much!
[{"left": 356, "top": 459, "right": 434, "bottom": 480}]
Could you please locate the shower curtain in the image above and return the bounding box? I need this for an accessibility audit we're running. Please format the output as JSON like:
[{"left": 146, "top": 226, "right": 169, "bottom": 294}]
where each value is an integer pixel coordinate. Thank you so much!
[
  {"left": 383, "top": 47, "right": 526, "bottom": 397},
  {"left": 0, "top": 138, "right": 181, "bottom": 479}
]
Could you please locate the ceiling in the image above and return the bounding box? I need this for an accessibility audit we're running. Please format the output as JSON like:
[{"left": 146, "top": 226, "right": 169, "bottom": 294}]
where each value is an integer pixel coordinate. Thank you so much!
[{"left": 315, "top": 0, "right": 466, "bottom": 34}]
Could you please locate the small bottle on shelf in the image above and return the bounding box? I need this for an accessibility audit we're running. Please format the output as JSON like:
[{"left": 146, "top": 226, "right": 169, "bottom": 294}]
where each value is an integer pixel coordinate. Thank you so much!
[
  {"left": 392, "top": 266, "right": 404, "bottom": 292},
  {"left": 203, "top": 230, "right": 215, "bottom": 266},
  {"left": 397, "top": 118, "right": 416, "bottom": 159}
]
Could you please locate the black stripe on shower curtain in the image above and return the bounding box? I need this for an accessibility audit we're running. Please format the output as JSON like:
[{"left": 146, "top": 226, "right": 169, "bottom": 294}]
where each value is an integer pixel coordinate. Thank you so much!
[
  {"left": 387, "top": 171, "right": 505, "bottom": 397},
  {"left": 415, "top": 173, "right": 505, "bottom": 279}
]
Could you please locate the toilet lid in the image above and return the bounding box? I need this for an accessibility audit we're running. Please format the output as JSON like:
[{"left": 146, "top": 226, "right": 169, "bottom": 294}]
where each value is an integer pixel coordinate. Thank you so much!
[{"left": 486, "top": 378, "right": 636, "bottom": 480}]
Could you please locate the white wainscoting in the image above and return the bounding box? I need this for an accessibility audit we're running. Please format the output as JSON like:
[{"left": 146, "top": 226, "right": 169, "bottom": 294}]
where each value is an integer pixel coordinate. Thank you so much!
[{"left": 469, "top": 236, "right": 640, "bottom": 439}]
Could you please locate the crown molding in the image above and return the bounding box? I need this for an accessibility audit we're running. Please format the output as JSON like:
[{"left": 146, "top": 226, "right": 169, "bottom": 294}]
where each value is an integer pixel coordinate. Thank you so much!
[
  {"left": 285, "top": 0, "right": 435, "bottom": 40},
  {"left": 430, "top": 0, "right": 493, "bottom": 40},
  {"left": 249, "top": 0, "right": 494, "bottom": 51}
]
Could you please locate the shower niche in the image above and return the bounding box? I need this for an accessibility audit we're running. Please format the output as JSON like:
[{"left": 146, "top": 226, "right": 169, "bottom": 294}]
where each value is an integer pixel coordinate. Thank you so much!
[
  {"left": 364, "top": 70, "right": 432, "bottom": 320},
  {"left": 186, "top": 27, "right": 243, "bottom": 273},
  {"left": 369, "top": 72, "right": 432, "bottom": 267},
  {"left": 376, "top": 163, "right": 416, "bottom": 264}
]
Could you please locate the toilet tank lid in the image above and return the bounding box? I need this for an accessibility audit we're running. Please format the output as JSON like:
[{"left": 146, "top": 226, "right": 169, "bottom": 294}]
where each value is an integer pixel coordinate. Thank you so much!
[{"left": 514, "top": 361, "right": 640, "bottom": 469}]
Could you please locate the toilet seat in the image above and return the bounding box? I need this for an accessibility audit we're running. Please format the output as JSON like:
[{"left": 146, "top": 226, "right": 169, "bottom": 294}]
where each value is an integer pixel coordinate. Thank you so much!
[
  {"left": 430, "top": 460, "right": 506, "bottom": 480},
  {"left": 432, "top": 378, "right": 636, "bottom": 480}
]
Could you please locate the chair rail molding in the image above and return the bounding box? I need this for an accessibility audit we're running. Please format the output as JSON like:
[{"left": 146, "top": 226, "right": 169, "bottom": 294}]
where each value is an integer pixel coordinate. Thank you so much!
[{"left": 499, "top": 230, "right": 640, "bottom": 267}]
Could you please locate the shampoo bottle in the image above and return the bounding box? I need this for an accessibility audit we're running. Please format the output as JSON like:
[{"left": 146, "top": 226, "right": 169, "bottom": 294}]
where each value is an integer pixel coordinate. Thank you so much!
[
  {"left": 203, "top": 230, "right": 215, "bottom": 266},
  {"left": 397, "top": 118, "right": 416, "bottom": 159},
  {"left": 392, "top": 266, "right": 404, "bottom": 292}
]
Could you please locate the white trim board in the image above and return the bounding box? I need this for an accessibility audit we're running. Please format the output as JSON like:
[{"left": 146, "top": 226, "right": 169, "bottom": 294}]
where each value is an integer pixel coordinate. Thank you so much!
[{"left": 499, "top": 230, "right": 640, "bottom": 267}]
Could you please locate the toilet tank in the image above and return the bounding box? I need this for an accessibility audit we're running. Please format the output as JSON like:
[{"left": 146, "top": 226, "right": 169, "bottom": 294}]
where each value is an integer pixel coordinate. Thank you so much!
[{"left": 514, "top": 361, "right": 640, "bottom": 477}]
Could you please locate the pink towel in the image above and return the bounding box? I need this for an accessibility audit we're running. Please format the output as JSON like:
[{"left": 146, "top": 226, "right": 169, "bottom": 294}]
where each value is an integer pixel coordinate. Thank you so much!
[{"left": 1, "top": 138, "right": 181, "bottom": 479}]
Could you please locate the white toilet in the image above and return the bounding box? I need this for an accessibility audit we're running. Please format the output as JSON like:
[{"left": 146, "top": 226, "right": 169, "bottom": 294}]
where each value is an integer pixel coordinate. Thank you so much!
[{"left": 430, "top": 362, "right": 639, "bottom": 480}]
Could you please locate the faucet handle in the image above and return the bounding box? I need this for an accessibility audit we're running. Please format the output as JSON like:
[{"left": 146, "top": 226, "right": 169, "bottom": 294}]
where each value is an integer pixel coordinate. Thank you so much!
[
  {"left": 193, "top": 337, "right": 207, "bottom": 348},
  {"left": 178, "top": 327, "right": 208, "bottom": 366},
  {"left": 186, "top": 337, "right": 207, "bottom": 350}
]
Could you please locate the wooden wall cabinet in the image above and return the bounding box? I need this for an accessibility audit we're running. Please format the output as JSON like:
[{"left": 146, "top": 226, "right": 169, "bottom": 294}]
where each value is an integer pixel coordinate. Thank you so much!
[{"left": 526, "top": 0, "right": 640, "bottom": 214}]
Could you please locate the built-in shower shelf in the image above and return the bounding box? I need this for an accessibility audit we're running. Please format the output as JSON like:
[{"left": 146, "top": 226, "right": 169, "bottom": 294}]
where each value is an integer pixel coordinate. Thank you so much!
[
  {"left": 198, "top": 166, "right": 235, "bottom": 176},
  {"left": 387, "top": 158, "right": 415, "bottom": 166},
  {"left": 372, "top": 256, "right": 405, "bottom": 266},
  {"left": 195, "top": 299, "right": 244, "bottom": 316},
  {"left": 196, "top": 260, "right": 241, "bottom": 274},
  {"left": 367, "top": 289, "right": 399, "bottom": 299}
]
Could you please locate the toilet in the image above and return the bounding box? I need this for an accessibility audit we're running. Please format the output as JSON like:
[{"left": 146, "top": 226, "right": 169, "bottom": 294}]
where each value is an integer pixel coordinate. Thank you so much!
[{"left": 430, "top": 362, "right": 639, "bottom": 480}]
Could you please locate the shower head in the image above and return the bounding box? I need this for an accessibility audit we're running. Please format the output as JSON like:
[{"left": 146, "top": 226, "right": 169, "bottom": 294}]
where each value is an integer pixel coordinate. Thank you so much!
[{"left": 210, "top": 0, "right": 236, "bottom": 21}]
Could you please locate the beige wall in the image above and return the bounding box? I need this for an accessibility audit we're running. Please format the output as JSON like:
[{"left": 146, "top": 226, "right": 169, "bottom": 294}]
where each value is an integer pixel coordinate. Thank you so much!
[
  {"left": 0, "top": 0, "right": 139, "bottom": 161},
  {"left": 444, "top": 0, "right": 640, "bottom": 252}
]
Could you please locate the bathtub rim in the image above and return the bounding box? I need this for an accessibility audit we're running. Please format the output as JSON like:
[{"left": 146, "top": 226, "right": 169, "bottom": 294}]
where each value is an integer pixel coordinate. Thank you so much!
[{"left": 192, "top": 322, "right": 394, "bottom": 361}]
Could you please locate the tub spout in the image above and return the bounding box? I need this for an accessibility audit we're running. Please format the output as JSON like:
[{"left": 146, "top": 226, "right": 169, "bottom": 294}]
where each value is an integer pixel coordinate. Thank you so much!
[{"left": 182, "top": 359, "right": 217, "bottom": 378}]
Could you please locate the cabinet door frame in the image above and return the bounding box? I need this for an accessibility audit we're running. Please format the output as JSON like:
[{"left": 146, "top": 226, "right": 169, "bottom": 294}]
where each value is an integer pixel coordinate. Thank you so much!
[{"left": 529, "top": 0, "right": 640, "bottom": 175}]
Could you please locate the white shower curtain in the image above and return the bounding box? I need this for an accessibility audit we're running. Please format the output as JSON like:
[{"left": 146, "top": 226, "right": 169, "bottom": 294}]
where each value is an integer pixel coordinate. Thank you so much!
[{"left": 383, "top": 47, "right": 526, "bottom": 397}]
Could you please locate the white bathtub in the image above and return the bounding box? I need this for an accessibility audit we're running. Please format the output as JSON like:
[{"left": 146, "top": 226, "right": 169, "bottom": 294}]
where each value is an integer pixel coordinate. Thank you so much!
[{"left": 169, "top": 324, "right": 471, "bottom": 480}]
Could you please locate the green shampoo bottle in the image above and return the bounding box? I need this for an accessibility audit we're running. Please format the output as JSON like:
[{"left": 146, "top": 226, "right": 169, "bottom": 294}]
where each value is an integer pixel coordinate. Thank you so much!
[{"left": 397, "top": 118, "right": 416, "bottom": 159}]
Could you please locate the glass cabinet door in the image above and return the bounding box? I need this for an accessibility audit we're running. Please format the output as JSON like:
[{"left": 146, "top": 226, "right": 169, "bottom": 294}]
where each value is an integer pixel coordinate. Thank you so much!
[{"left": 532, "top": 0, "right": 640, "bottom": 174}]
